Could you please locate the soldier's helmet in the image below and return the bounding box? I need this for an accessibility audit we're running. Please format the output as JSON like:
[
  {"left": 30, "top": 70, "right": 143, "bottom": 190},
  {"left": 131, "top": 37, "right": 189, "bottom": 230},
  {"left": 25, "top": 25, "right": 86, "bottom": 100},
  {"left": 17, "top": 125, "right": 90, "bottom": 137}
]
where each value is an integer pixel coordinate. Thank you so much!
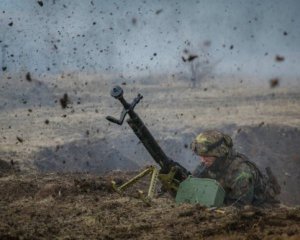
[{"left": 191, "top": 130, "right": 233, "bottom": 158}]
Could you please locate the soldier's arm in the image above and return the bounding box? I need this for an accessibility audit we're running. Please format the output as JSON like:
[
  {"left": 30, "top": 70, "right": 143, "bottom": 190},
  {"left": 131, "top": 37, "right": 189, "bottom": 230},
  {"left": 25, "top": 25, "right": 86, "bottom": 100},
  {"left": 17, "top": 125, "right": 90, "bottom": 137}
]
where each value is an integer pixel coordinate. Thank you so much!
[{"left": 228, "top": 167, "right": 255, "bottom": 205}]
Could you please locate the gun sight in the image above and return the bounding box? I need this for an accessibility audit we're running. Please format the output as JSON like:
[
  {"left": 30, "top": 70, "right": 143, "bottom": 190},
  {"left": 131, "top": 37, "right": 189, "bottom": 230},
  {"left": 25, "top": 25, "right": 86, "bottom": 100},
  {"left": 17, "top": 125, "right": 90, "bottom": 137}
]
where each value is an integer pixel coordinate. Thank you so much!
[{"left": 106, "top": 85, "right": 142, "bottom": 125}]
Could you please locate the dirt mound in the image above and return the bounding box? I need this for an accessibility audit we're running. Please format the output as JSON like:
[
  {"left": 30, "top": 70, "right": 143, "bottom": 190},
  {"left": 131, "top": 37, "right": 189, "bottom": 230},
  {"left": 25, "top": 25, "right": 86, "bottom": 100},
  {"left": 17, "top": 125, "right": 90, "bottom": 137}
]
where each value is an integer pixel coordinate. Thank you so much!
[
  {"left": 0, "top": 78, "right": 55, "bottom": 111},
  {"left": 0, "top": 159, "right": 12, "bottom": 174},
  {"left": 0, "top": 172, "right": 299, "bottom": 239},
  {"left": 0, "top": 159, "right": 19, "bottom": 177},
  {"left": 33, "top": 138, "right": 139, "bottom": 173},
  {"left": 32, "top": 123, "right": 300, "bottom": 205}
]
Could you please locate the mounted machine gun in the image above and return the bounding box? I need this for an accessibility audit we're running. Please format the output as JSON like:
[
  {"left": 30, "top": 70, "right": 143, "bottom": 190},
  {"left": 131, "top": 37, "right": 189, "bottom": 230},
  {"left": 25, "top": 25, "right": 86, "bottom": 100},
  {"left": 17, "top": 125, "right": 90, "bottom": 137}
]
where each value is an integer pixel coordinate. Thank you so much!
[{"left": 106, "top": 86, "right": 224, "bottom": 206}]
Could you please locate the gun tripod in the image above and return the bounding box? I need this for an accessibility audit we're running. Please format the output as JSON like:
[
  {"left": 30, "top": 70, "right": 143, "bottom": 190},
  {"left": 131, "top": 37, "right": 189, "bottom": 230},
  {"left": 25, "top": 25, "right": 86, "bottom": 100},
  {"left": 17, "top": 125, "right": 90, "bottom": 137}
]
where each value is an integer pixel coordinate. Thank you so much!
[{"left": 111, "top": 166, "right": 159, "bottom": 204}]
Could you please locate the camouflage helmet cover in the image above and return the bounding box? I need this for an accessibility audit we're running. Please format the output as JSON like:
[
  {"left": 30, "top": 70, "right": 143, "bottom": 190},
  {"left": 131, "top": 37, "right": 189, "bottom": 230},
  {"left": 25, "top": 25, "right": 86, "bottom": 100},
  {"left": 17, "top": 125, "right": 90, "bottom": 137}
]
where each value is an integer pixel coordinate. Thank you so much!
[{"left": 191, "top": 130, "right": 233, "bottom": 158}]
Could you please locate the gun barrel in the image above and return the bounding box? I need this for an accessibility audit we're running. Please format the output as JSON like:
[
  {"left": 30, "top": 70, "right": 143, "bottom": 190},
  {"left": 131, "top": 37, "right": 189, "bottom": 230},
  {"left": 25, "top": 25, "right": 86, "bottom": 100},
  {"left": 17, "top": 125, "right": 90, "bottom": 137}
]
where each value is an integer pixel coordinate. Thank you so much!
[
  {"left": 106, "top": 85, "right": 190, "bottom": 183},
  {"left": 127, "top": 112, "right": 171, "bottom": 170}
]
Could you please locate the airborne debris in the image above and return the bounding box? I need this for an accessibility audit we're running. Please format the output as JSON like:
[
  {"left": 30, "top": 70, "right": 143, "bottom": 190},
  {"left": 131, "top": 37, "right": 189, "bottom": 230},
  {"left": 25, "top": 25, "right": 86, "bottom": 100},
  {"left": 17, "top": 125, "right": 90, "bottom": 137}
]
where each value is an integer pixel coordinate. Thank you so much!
[
  {"left": 269, "top": 78, "right": 280, "bottom": 88},
  {"left": 37, "top": 1, "right": 43, "bottom": 7},
  {"left": 275, "top": 55, "right": 285, "bottom": 62},
  {"left": 59, "top": 93, "right": 70, "bottom": 109},
  {"left": 182, "top": 54, "right": 198, "bottom": 62},
  {"left": 16, "top": 136, "right": 24, "bottom": 143},
  {"left": 25, "top": 72, "right": 32, "bottom": 82},
  {"left": 155, "top": 9, "right": 163, "bottom": 15},
  {"left": 132, "top": 18, "right": 137, "bottom": 25},
  {"left": 187, "top": 54, "right": 198, "bottom": 62}
]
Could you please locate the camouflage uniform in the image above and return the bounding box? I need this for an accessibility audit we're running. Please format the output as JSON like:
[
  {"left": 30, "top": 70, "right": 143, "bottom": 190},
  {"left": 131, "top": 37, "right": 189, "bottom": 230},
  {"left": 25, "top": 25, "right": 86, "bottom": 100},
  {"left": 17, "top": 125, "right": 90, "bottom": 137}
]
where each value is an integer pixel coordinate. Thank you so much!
[{"left": 191, "top": 130, "right": 278, "bottom": 206}]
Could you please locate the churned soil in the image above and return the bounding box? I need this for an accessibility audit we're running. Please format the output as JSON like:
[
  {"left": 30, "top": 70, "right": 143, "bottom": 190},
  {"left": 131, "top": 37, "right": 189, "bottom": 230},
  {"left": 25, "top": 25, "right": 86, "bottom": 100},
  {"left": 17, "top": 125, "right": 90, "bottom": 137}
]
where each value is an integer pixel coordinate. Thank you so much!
[{"left": 0, "top": 170, "right": 299, "bottom": 240}]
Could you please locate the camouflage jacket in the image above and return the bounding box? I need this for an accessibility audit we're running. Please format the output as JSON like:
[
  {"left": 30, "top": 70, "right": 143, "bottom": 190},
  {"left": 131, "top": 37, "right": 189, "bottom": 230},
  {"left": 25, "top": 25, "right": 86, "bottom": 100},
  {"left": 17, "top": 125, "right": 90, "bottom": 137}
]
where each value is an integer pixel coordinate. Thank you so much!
[{"left": 193, "top": 150, "right": 269, "bottom": 206}]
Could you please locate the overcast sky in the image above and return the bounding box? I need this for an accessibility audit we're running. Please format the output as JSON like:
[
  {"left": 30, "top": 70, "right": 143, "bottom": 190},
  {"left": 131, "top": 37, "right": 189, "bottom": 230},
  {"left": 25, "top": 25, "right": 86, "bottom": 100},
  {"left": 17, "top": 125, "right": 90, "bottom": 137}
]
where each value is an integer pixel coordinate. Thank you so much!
[{"left": 1, "top": 0, "right": 299, "bottom": 80}]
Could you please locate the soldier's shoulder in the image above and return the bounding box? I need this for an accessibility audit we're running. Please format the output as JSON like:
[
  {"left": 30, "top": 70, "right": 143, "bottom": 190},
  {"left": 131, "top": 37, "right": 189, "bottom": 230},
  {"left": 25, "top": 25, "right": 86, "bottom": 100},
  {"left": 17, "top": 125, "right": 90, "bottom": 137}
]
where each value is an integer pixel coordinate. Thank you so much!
[{"left": 228, "top": 153, "right": 253, "bottom": 172}]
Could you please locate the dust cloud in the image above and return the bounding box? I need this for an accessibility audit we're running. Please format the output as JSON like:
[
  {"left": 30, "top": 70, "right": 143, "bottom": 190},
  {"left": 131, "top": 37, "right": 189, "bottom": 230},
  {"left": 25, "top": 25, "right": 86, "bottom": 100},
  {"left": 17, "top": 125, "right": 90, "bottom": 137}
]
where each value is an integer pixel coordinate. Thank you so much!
[{"left": 0, "top": 0, "right": 300, "bottom": 207}]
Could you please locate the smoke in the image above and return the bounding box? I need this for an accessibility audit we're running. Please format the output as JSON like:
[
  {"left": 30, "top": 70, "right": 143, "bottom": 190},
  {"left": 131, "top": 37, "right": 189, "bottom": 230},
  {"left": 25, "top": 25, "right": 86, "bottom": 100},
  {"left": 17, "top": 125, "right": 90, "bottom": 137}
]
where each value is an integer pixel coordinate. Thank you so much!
[{"left": 0, "top": 0, "right": 300, "bottom": 83}]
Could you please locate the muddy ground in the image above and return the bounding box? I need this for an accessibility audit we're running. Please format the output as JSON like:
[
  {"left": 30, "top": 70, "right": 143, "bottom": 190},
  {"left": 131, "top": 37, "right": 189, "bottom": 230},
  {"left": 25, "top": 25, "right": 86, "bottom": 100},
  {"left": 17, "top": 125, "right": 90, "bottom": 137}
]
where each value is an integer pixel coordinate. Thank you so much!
[
  {"left": 0, "top": 74, "right": 300, "bottom": 238},
  {"left": 0, "top": 170, "right": 299, "bottom": 240}
]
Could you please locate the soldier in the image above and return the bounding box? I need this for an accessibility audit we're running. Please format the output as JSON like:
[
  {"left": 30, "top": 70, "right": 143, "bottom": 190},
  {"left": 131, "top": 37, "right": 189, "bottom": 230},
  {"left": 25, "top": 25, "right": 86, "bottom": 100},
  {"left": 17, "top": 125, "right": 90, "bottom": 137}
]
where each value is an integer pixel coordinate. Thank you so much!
[{"left": 191, "top": 130, "right": 280, "bottom": 206}]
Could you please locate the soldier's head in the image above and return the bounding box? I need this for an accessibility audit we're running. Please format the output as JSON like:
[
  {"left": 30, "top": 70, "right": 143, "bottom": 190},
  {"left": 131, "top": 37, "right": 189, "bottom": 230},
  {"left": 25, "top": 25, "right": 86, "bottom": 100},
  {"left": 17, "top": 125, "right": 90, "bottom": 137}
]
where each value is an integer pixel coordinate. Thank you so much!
[{"left": 191, "top": 130, "right": 233, "bottom": 168}]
